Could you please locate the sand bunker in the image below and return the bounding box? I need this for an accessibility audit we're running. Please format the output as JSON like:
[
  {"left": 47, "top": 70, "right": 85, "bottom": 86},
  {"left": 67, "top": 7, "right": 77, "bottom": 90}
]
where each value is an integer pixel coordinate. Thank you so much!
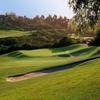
[
  {"left": 6, "top": 72, "right": 48, "bottom": 82},
  {"left": 6, "top": 56, "right": 100, "bottom": 82}
]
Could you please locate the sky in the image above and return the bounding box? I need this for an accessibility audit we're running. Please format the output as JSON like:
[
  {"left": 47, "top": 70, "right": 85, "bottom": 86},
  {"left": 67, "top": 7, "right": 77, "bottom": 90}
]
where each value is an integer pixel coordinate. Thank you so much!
[{"left": 0, "top": 0, "right": 74, "bottom": 18}]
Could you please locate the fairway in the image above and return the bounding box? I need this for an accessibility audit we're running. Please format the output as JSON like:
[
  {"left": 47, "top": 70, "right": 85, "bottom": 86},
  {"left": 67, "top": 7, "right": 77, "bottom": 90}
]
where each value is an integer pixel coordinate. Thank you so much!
[
  {"left": 0, "top": 44, "right": 100, "bottom": 100},
  {"left": 0, "top": 30, "right": 31, "bottom": 38}
]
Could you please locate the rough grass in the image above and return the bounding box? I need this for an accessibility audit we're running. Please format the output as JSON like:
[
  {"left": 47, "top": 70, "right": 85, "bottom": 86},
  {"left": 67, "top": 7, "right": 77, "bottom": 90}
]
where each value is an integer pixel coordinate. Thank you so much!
[{"left": 0, "top": 44, "right": 100, "bottom": 100}]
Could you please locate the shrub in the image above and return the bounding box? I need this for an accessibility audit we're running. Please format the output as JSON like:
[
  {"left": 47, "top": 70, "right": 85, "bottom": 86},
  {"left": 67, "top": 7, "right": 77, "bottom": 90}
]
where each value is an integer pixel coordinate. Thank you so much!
[{"left": 90, "top": 29, "right": 100, "bottom": 46}]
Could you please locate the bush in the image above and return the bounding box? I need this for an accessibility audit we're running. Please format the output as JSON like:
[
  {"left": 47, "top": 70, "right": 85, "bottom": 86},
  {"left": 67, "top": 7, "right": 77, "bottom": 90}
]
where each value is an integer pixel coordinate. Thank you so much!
[{"left": 90, "top": 29, "right": 100, "bottom": 46}]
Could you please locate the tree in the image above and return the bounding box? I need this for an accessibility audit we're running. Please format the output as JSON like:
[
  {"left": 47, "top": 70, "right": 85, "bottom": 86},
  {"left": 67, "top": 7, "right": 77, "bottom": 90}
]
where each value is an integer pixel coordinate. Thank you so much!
[
  {"left": 46, "top": 15, "right": 53, "bottom": 25},
  {"left": 90, "top": 29, "right": 100, "bottom": 46},
  {"left": 69, "top": 0, "right": 100, "bottom": 31},
  {"left": 58, "top": 16, "right": 63, "bottom": 26},
  {"left": 52, "top": 15, "right": 57, "bottom": 26},
  {"left": 0, "top": 13, "right": 70, "bottom": 31},
  {"left": 68, "top": 18, "right": 77, "bottom": 32},
  {"left": 63, "top": 16, "right": 69, "bottom": 28}
]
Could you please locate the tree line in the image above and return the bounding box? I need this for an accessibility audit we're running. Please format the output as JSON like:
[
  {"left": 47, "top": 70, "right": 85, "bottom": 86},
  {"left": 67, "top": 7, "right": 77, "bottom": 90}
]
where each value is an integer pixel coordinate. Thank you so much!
[{"left": 0, "top": 13, "right": 69, "bottom": 31}]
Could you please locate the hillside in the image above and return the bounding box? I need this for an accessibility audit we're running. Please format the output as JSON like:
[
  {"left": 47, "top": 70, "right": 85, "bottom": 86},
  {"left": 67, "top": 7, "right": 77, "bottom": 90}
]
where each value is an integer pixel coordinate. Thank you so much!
[{"left": 0, "top": 29, "right": 73, "bottom": 54}]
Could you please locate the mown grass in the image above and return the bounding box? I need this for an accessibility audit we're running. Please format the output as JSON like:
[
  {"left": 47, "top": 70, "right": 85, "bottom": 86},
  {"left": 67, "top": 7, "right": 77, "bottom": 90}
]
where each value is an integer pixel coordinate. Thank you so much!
[
  {"left": 0, "top": 44, "right": 99, "bottom": 75},
  {"left": 0, "top": 44, "right": 100, "bottom": 100},
  {"left": 6, "top": 44, "right": 87, "bottom": 57},
  {"left": 0, "top": 30, "right": 30, "bottom": 38},
  {"left": 0, "top": 58, "right": 100, "bottom": 100}
]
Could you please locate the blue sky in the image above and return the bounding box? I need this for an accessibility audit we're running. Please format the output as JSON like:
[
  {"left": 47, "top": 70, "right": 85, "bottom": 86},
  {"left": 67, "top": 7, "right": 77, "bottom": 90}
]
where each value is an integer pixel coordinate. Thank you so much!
[{"left": 0, "top": 0, "right": 74, "bottom": 18}]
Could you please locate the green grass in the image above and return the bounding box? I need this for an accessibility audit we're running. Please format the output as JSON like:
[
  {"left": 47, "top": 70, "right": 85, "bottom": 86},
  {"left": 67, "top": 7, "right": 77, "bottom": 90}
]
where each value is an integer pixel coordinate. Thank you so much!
[
  {"left": 6, "top": 44, "right": 87, "bottom": 57},
  {"left": 0, "top": 30, "right": 31, "bottom": 38},
  {"left": 0, "top": 44, "right": 100, "bottom": 100}
]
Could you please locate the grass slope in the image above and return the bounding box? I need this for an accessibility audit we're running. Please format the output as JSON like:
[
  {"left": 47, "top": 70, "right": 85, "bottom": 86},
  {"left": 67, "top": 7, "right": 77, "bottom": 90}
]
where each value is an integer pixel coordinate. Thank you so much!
[
  {"left": 0, "top": 58, "right": 100, "bottom": 100},
  {"left": 19, "top": 44, "right": 87, "bottom": 57},
  {"left": 0, "top": 30, "right": 30, "bottom": 38},
  {"left": 0, "top": 44, "right": 100, "bottom": 100}
]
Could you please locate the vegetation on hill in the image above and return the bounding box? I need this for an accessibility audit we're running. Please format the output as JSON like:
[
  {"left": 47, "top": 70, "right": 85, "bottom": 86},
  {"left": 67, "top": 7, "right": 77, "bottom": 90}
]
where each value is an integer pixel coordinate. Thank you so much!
[
  {"left": 0, "top": 10, "right": 99, "bottom": 54},
  {"left": 0, "top": 29, "right": 73, "bottom": 54},
  {"left": 0, "top": 13, "right": 69, "bottom": 31},
  {"left": 0, "top": 13, "right": 99, "bottom": 37}
]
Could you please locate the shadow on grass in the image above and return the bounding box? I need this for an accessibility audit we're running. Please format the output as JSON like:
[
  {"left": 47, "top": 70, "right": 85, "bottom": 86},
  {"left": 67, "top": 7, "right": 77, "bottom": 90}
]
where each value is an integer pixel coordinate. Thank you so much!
[
  {"left": 71, "top": 47, "right": 96, "bottom": 56},
  {"left": 50, "top": 44, "right": 81, "bottom": 53},
  {"left": 9, "top": 56, "right": 100, "bottom": 77}
]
